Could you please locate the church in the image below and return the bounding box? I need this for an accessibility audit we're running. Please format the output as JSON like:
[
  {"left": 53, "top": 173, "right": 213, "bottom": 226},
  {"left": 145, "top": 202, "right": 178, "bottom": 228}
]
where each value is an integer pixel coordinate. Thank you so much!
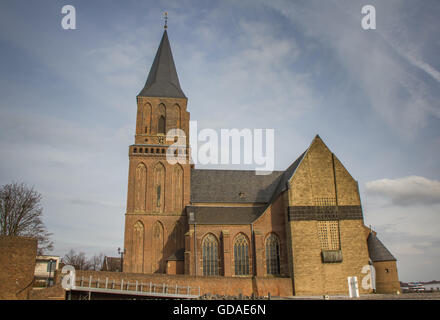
[{"left": 122, "top": 27, "right": 400, "bottom": 296}]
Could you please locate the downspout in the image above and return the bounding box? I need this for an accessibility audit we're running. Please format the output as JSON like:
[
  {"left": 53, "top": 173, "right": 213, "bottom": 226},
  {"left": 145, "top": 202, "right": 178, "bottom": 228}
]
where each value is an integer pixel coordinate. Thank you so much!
[
  {"left": 251, "top": 223, "right": 255, "bottom": 276},
  {"left": 194, "top": 222, "right": 197, "bottom": 276},
  {"left": 251, "top": 222, "right": 258, "bottom": 296}
]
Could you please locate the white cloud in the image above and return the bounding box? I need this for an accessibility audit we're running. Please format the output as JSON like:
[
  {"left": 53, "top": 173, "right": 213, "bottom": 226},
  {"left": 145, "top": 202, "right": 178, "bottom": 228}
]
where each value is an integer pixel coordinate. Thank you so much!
[
  {"left": 365, "top": 176, "right": 440, "bottom": 206},
  {"left": 259, "top": 0, "right": 440, "bottom": 138}
]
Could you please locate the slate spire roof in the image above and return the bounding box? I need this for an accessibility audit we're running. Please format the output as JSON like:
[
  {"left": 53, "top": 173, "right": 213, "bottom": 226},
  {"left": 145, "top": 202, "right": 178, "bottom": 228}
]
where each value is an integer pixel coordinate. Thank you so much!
[
  {"left": 138, "top": 30, "right": 186, "bottom": 98},
  {"left": 367, "top": 233, "right": 397, "bottom": 262}
]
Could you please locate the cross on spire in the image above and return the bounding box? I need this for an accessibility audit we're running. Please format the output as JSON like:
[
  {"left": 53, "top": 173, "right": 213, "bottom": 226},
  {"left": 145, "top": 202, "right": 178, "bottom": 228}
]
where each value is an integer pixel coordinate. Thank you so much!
[{"left": 164, "top": 12, "right": 168, "bottom": 29}]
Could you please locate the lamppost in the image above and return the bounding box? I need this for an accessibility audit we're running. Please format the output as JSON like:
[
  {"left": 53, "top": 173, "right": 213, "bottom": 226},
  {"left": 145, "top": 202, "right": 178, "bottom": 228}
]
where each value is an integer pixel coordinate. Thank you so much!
[
  {"left": 47, "top": 259, "right": 55, "bottom": 287},
  {"left": 118, "top": 247, "right": 126, "bottom": 272}
]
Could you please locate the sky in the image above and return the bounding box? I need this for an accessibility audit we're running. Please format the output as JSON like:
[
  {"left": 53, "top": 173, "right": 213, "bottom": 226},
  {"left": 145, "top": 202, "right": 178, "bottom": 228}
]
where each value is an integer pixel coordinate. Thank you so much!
[{"left": 0, "top": 0, "right": 439, "bottom": 282}]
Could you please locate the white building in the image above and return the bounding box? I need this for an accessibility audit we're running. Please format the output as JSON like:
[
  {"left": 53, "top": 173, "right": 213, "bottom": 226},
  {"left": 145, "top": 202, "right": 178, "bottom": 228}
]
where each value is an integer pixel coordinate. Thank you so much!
[{"left": 34, "top": 255, "right": 60, "bottom": 286}]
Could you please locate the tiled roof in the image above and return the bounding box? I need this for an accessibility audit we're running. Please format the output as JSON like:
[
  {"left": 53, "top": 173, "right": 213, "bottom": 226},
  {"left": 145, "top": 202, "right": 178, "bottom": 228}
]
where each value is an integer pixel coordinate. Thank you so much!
[
  {"left": 188, "top": 206, "right": 265, "bottom": 225},
  {"left": 189, "top": 151, "right": 307, "bottom": 224},
  {"left": 367, "top": 233, "right": 396, "bottom": 262},
  {"left": 138, "top": 30, "right": 186, "bottom": 98},
  {"left": 190, "top": 169, "right": 284, "bottom": 203}
]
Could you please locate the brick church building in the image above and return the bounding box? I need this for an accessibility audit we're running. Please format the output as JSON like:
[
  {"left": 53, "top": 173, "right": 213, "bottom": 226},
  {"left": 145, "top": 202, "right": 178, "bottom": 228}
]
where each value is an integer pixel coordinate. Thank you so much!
[{"left": 122, "top": 28, "right": 400, "bottom": 296}]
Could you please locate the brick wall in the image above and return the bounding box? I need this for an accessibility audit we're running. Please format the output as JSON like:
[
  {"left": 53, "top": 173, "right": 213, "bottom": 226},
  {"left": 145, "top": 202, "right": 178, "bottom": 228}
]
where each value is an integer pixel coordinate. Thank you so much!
[
  {"left": 29, "top": 283, "right": 65, "bottom": 300},
  {"left": 286, "top": 136, "right": 372, "bottom": 295},
  {"left": 124, "top": 96, "right": 191, "bottom": 275},
  {"left": 166, "top": 260, "right": 184, "bottom": 275},
  {"left": 374, "top": 260, "right": 400, "bottom": 294},
  {"left": 74, "top": 270, "right": 292, "bottom": 297},
  {"left": 0, "top": 236, "right": 37, "bottom": 299}
]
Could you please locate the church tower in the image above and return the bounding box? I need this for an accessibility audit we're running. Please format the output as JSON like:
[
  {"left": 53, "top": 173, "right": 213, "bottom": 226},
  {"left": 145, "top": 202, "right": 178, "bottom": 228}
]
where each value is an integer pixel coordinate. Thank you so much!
[{"left": 123, "top": 28, "right": 191, "bottom": 274}]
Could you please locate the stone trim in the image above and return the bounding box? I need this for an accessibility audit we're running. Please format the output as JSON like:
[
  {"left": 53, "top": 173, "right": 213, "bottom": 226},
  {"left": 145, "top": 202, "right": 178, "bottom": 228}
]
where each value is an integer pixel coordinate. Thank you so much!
[{"left": 287, "top": 205, "right": 363, "bottom": 221}]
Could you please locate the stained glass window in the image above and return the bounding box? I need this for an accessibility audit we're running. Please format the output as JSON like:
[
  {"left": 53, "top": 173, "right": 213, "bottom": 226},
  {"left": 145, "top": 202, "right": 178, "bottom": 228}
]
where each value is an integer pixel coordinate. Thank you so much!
[
  {"left": 202, "top": 234, "right": 219, "bottom": 276},
  {"left": 234, "top": 233, "right": 250, "bottom": 276},
  {"left": 265, "top": 233, "right": 280, "bottom": 275}
]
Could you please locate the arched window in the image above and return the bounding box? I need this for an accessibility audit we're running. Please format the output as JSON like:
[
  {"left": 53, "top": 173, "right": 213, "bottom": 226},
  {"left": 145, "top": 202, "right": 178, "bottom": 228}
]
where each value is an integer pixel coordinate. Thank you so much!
[
  {"left": 158, "top": 115, "right": 166, "bottom": 134},
  {"left": 234, "top": 233, "right": 250, "bottom": 276},
  {"left": 152, "top": 221, "right": 164, "bottom": 273},
  {"left": 265, "top": 234, "right": 280, "bottom": 275},
  {"left": 173, "top": 165, "right": 183, "bottom": 212},
  {"left": 134, "top": 163, "right": 146, "bottom": 212},
  {"left": 174, "top": 104, "right": 181, "bottom": 129},
  {"left": 133, "top": 221, "right": 144, "bottom": 273},
  {"left": 202, "top": 234, "right": 219, "bottom": 276},
  {"left": 153, "top": 162, "right": 165, "bottom": 212}
]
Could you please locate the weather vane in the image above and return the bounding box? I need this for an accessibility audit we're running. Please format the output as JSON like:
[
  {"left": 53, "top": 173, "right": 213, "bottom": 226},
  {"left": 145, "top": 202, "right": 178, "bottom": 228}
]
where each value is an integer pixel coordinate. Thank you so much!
[{"left": 164, "top": 12, "right": 168, "bottom": 29}]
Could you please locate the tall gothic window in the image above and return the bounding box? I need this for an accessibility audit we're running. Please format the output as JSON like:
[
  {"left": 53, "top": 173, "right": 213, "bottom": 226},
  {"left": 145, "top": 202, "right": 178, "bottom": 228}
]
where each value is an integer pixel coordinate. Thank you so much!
[
  {"left": 174, "top": 104, "right": 181, "bottom": 129},
  {"left": 202, "top": 234, "right": 219, "bottom": 276},
  {"left": 173, "top": 165, "right": 183, "bottom": 212},
  {"left": 234, "top": 233, "right": 250, "bottom": 276},
  {"left": 152, "top": 221, "right": 164, "bottom": 273},
  {"left": 153, "top": 162, "right": 165, "bottom": 212},
  {"left": 133, "top": 221, "right": 144, "bottom": 273},
  {"left": 158, "top": 115, "right": 166, "bottom": 134},
  {"left": 265, "top": 233, "right": 280, "bottom": 275},
  {"left": 134, "top": 163, "right": 146, "bottom": 212}
]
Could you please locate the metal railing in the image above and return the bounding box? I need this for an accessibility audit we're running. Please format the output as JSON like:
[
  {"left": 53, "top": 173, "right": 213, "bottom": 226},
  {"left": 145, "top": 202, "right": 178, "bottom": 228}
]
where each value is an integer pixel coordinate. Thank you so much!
[{"left": 70, "top": 275, "right": 200, "bottom": 299}]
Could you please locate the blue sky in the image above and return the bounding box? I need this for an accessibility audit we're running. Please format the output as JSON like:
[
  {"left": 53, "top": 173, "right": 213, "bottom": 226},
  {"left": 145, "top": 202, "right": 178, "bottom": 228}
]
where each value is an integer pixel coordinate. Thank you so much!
[{"left": 0, "top": 0, "right": 439, "bottom": 282}]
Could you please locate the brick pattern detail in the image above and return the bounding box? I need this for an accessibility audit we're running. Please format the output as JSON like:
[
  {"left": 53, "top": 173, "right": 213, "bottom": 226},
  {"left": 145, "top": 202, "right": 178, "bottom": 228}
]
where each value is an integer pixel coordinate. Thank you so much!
[{"left": 288, "top": 205, "right": 363, "bottom": 221}]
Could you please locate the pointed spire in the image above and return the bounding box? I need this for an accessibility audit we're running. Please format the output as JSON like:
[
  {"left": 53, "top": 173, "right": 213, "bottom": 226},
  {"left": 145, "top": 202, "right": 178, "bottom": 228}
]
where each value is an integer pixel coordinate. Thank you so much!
[{"left": 138, "top": 30, "right": 186, "bottom": 98}]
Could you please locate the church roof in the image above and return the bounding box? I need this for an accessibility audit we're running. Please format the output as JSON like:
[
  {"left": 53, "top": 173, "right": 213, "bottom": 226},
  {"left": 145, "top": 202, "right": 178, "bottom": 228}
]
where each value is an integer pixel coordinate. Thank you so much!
[
  {"left": 367, "top": 233, "right": 397, "bottom": 262},
  {"left": 190, "top": 150, "right": 306, "bottom": 205},
  {"left": 188, "top": 150, "right": 307, "bottom": 224},
  {"left": 138, "top": 30, "right": 186, "bottom": 98},
  {"left": 190, "top": 169, "right": 285, "bottom": 203},
  {"left": 188, "top": 206, "right": 265, "bottom": 225},
  {"left": 265, "top": 151, "right": 307, "bottom": 204}
]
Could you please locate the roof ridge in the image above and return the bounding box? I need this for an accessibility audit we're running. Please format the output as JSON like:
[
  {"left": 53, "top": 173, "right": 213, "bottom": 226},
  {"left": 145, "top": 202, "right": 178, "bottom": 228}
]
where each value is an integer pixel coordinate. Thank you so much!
[{"left": 191, "top": 168, "right": 284, "bottom": 173}]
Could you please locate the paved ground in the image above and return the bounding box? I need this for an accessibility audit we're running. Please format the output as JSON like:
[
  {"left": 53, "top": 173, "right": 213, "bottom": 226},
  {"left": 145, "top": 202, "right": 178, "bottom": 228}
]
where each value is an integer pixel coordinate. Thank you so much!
[{"left": 276, "top": 292, "right": 440, "bottom": 300}]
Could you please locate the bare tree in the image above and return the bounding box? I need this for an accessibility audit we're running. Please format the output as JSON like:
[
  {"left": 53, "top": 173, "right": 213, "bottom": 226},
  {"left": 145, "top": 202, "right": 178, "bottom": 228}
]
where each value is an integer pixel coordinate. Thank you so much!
[
  {"left": 89, "top": 253, "right": 104, "bottom": 271},
  {"left": 0, "top": 182, "right": 53, "bottom": 254},
  {"left": 62, "top": 249, "right": 91, "bottom": 270}
]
